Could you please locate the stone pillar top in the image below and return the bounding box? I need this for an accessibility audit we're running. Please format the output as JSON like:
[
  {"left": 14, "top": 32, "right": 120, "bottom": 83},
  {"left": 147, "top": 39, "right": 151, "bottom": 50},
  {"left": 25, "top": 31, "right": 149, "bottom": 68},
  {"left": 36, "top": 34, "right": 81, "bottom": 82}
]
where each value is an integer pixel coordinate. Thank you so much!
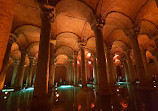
[
  {"left": 124, "top": 26, "right": 140, "bottom": 37},
  {"left": 79, "top": 40, "right": 86, "bottom": 47}
]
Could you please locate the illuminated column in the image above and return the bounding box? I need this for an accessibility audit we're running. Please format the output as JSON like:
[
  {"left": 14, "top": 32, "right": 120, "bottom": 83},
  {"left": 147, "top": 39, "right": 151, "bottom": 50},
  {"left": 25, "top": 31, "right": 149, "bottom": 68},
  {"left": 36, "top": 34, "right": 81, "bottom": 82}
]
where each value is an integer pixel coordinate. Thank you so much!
[
  {"left": 73, "top": 52, "right": 78, "bottom": 85},
  {"left": 80, "top": 43, "right": 87, "bottom": 87},
  {"left": 105, "top": 46, "right": 115, "bottom": 86},
  {"left": 141, "top": 50, "right": 152, "bottom": 82},
  {"left": 11, "top": 60, "right": 19, "bottom": 87},
  {"left": 125, "top": 27, "right": 150, "bottom": 84},
  {"left": 122, "top": 59, "right": 130, "bottom": 82},
  {"left": 34, "top": 5, "right": 53, "bottom": 97},
  {"left": 0, "top": 35, "right": 14, "bottom": 91},
  {"left": 69, "top": 60, "right": 73, "bottom": 84},
  {"left": 26, "top": 57, "right": 34, "bottom": 87},
  {"left": 111, "top": 56, "right": 117, "bottom": 82},
  {"left": 14, "top": 50, "right": 27, "bottom": 90},
  {"left": 92, "top": 22, "right": 109, "bottom": 93},
  {"left": 66, "top": 60, "right": 73, "bottom": 84},
  {"left": 92, "top": 55, "right": 98, "bottom": 84},
  {"left": 48, "top": 44, "right": 55, "bottom": 88},
  {"left": 124, "top": 49, "right": 135, "bottom": 83},
  {"left": 85, "top": 59, "right": 88, "bottom": 82}
]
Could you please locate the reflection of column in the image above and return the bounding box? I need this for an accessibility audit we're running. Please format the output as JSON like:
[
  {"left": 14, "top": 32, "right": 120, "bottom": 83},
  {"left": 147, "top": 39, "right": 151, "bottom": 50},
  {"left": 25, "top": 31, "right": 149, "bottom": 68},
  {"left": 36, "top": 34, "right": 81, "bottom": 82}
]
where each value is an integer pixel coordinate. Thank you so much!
[
  {"left": 26, "top": 57, "right": 34, "bottom": 87},
  {"left": 124, "top": 49, "right": 135, "bottom": 83},
  {"left": 14, "top": 50, "right": 26, "bottom": 90},
  {"left": 122, "top": 59, "right": 130, "bottom": 82},
  {"left": 80, "top": 44, "right": 87, "bottom": 87},
  {"left": 105, "top": 46, "right": 115, "bottom": 86},
  {"left": 73, "top": 52, "right": 78, "bottom": 85},
  {"left": 92, "top": 23, "right": 109, "bottom": 93},
  {"left": 126, "top": 27, "right": 149, "bottom": 84},
  {"left": 49, "top": 44, "right": 55, "bottom": 88},
  {"left": 34, "top": 6, "right": 52, "bottom": 97},
  {"left": 92, "top": 56, "right": 98, "bottom": 84},
  {"left": 11, "top": 60, "right": 19, "bottom": 87},
  {"left": 6, "top": 92, "right": 22, "bottom": 111}
]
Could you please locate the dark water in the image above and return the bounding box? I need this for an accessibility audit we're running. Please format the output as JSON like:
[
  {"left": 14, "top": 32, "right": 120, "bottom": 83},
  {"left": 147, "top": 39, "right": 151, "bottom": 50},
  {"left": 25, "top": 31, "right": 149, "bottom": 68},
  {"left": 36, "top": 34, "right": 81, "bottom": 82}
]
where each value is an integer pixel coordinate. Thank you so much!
[{"left": 0, "top": 84, "right": 158, "bottom": 111}]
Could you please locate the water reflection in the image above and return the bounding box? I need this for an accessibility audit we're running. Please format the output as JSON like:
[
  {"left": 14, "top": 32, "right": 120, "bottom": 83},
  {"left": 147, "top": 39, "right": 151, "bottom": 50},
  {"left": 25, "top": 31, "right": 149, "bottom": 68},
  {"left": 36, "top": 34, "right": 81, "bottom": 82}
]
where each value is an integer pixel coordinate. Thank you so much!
[{"left": 1, "top": 84, "right": 158, "bottom": 111}]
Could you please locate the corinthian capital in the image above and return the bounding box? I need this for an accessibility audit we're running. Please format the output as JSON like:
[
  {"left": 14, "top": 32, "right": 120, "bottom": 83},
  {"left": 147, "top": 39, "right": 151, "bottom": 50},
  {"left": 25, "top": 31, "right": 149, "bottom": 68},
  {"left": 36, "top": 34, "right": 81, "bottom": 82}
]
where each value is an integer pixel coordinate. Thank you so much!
[{"left": 124, "top": 26, "right": 140, "bottom": 37}]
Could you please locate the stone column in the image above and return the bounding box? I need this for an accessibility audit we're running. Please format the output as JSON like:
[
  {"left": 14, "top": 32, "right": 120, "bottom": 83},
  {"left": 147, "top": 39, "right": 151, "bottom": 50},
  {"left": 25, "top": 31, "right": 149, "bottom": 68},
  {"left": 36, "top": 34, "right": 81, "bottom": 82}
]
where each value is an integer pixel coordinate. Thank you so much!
[
  {"left": 92, "top": 23, "right": 109, "bottom": 94},
  {"left": 26, "top": 57, "right": 34, "bottom": 87},
  {"left": 66, "top": 60, "right": 73, "bottom": 84},
  {"left": 34, "top": 5, "right": 53, "bottom": 97},
  {"left": 124, "top": 49, "right": 135, "bottom": 83},
  {"left": 85, "top": 59, "right": 88, "bottom": 82},
  {"left": 80, "top": 44, "right": 87, "bottom": 87},
  {"left": 105, "top": 46, "right": 115, "bottom": 86},
  {"left": 125, "top": 27, "right": 150, "bottom": 84},
  {"left": 0, "top": 0, "right": 15, "bottom": 72},
  {"left": 14, "top": 50, "right": 27, "bottom": 90},
  {"left": 141, "top": 50, "right": 152, "bottom": 82},
  {"left": 154, "top": 39, "right": 158, "bottom": 61},
  {"left": 0, "top": 35, "right": 14, "bottom": 91},
  {"left": 48, "top": 43, "right": 55, "bottom": 88},
  {"left": 73, "top": 52, "right": 78, "bottom": 85},
  {"left": 11, "top": 60, "right": 19, "bottom": 87},
  {"left": 92, "top": 55, "right": 98, "bottom": 84},
  {"left": 122, "top": 59, "right": 130, "bottom": 82},
  {"left": 32, "top": 61, "right": 37, "bottom": 85}
]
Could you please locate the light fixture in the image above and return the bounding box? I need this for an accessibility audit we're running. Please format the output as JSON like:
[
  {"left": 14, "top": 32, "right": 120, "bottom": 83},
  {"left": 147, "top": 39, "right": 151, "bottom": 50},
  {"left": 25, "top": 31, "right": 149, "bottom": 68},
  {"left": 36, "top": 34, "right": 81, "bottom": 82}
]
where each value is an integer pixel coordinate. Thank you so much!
[
  {"left": 88, "top": 61, "right": 92, "bottom": 64},
  {"left": 87, "top": 53, "right": 91, "bottom": 57}
]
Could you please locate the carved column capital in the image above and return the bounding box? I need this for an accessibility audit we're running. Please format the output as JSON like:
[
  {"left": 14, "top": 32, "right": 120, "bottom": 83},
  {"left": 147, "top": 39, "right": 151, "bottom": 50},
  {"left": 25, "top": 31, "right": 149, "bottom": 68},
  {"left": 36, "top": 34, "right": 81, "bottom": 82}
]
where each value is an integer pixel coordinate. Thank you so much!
[
  {"left": 124, "top": 26, "right": 140, "bottom": 37},
  {"left": 40, "top": 4, "right": 55, "bottom": 23},
  {"left": 74, "top": 51, "right": 78, "bottom": 57},
  {"left": 79, "top": 40, "right": 86, "bottom": 48},
  {"left": 8, "top": 34, "right": 16, "bottom": 44}
]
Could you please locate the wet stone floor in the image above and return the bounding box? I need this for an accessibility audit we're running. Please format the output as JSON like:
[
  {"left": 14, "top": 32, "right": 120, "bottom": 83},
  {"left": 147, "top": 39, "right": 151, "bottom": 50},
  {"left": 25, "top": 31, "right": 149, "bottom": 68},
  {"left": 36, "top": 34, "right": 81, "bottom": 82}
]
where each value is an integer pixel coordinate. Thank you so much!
[{"left": 1, "top": 84, "right": 158, "bottom": 111}]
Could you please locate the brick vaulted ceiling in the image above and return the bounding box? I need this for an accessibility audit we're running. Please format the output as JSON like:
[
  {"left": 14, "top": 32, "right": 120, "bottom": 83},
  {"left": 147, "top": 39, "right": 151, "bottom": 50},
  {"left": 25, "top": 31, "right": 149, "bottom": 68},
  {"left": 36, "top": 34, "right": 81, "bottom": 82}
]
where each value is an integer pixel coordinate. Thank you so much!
[{"left": 10, "top": 0, "right": 158, "bottom": 66}]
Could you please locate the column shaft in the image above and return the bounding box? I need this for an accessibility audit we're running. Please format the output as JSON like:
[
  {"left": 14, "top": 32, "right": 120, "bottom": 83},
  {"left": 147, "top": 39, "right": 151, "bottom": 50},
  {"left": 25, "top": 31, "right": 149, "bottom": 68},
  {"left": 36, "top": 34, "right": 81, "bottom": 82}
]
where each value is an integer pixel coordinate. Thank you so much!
[
  {"left": 73, "top": 53, "right": 78, "bottom": 85},
  {"left": 125, "top": 49, "right": 135, "bottom": 83},
  {"left": 14, "top": 51, "right": 26, "bottom": 89},
  {"left": 32, "top": 62, "right": 37, "bottom": 85},
  {"left": 11, "top": 60, "right": 19, "bottom": 87},
  {"left": 122, "top": 60, "right": 130, "bottom": 82},
  {"left": 0, "top": 39, "right": 13, "bottom": 91},
  {"left": 81, "top": 46, "right": 87, "bottom": 87},
  {"left": 93, "top": 25, "right": 109, "bottom": 93},
  {"left": 93, "top": 57, "right": 98, "bottom": 84},
  {"left": 34, "top": 7, "right": 51, "bottom": 97},
  {"left": 48, "top": 44, "right": 55, "bottom": 88},
  {"left": 128, "top": 32, "right": 148, "bottom": 84},
  {"left": 105, "top": 47, "right": 115, "bottom": 85},
  {"left": 26, "top": 58, "right": 34, "bottom": 87},
  {"left": 141, "top": 50, "right": 152, "bottom": 82}
]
